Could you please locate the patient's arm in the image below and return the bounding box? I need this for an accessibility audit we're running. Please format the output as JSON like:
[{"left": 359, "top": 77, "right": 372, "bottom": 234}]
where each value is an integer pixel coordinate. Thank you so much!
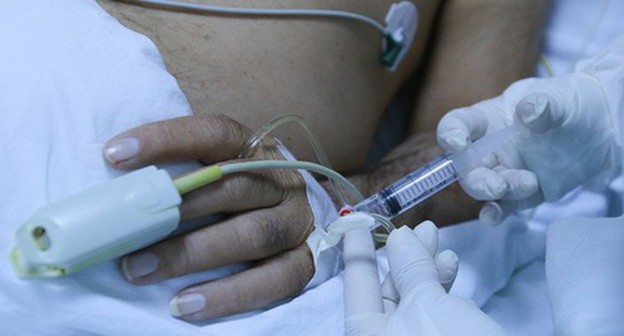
[
  {"left": 100, "top": 0, "right": 447, "bottom": 321},
  {"left": 411, "top": 0, "right": 552, "bottom": 133},
  {"left": 99, "top": 0, "right": 549, "bottom": 322},
  {"left": 98, "top": 0, "right": 442, "bottom": 173},
  {"left": 353, "top": 0, "right": 552, "bottom": 226}
]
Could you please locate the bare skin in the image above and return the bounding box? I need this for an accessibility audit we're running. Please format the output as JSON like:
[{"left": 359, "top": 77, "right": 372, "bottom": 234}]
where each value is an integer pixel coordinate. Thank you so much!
[
  {"left": 366, "top": 0, "right": 553, "bottom": 226},
  {"left": 411, "top": 0, "right": 552, "bottom": 133},
  {"left": 107, "top": 114, "right": 317, "bottom": 320},
  {"left": 98, "top": 0, "right": 442, "bottom": 172},
  {"left": 99, "top": 0, "right": 550, "bottom": 322}
]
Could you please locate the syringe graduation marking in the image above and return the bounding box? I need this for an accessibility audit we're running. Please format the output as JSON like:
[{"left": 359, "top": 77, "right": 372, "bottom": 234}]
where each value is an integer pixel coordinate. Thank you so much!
[
  {"left": 375, "top": 156, "right": 459, "bottom": 217},
  {"left": 354, "top": 124, "right": 521, "bottom": 227},
  {"left": 396, "top": 158, "right": 456, "bottom": 201}
]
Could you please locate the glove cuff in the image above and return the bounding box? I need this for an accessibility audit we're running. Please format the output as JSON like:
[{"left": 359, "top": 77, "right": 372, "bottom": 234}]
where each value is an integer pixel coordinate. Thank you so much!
[
  {"left": 576, "top": 35, "right": 624, "bottom": 147},
  {"left": 518, "top": 73, "right": 616, "bottom": 201},
  {"left": 576, "top": 35, "right": 624, "bottom": 179}
]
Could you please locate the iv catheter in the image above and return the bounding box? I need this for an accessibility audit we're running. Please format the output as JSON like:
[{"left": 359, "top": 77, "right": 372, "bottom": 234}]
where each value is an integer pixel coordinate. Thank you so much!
[{"left": 354, "top": 123, "right": 523, "bottom": 230}]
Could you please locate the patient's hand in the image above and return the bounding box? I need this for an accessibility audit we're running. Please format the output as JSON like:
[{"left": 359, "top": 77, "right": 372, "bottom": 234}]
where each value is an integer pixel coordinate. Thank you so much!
[{"left": 104, "top": 114, "right": 316, "bottom": 321}]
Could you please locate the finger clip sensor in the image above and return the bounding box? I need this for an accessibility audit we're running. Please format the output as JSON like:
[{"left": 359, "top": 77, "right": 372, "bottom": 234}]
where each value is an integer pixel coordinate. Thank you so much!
[{"left": 11, "top": 166, "right": 182, "bottom": 278}]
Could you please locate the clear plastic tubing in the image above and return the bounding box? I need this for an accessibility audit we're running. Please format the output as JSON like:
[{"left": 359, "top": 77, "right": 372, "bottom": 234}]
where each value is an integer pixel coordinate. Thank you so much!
[{"left": 355, "top": 123, "right": 522, "bottom": 229}]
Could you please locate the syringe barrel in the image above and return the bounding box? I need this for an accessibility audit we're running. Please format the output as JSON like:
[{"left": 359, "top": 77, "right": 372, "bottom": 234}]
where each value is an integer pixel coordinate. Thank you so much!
[
  {"left": 354, "top": 155, "right": 459, "bottom": 221},
  {"left": 353, "top": 124, "right": 522, "bottom": 229}
]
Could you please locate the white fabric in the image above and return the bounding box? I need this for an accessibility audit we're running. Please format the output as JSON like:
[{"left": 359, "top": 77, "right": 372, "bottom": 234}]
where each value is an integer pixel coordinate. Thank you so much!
[
  {"left": 0, "top": 1, "right": 343, "bottom": 335},
  {"left": 546, "top": 216, "right": 624, "bottom": 335}
]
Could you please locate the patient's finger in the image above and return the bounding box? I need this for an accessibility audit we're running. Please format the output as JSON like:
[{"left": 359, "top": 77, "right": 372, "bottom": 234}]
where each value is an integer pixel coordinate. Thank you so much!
[
  {"left": 169, "top": 245, "right": 314, "bottom": 321},
  {"left": 180, "top": 171, "right": 284, "bottom": 220},
  {"left": 103, "top": 114, "right": 250, "bottom": 169},
  {"left": 121, "top": 205, "right": 313, "bottom": 284}
]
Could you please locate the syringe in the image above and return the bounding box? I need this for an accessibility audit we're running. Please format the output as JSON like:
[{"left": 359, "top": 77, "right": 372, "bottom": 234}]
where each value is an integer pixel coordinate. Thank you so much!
[{"left": 354, "top": 123, "right": 523, "bottom": 228}]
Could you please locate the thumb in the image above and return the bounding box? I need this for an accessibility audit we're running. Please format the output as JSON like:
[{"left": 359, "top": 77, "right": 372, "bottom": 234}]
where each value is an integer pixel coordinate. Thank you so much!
[
  {"left": 514, "top": 91, "right": 566, "bottom": 133},
  {"left": 386, "top": 224, "right": 443, "bottom": 298},
  {"left": 103, "top": 114, "right": 251, "bottom": 170}
]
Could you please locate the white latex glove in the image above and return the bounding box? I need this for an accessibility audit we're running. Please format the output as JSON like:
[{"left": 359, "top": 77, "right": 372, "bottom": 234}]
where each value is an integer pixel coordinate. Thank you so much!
[
  {"left": 344, "top": 221, "right": 504, "bottom": 336},
  {"left": 437, "top": 73, "right": 615, "bottom": 225}
]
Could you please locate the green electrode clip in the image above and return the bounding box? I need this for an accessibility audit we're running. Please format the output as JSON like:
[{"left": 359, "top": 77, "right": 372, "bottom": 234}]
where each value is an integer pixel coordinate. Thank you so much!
[
  {"left": 381, "top": 32, "right": 405, "bottom": 68},
  {"left": 380, "top": 2, "right": 418, "bottom": 72}
]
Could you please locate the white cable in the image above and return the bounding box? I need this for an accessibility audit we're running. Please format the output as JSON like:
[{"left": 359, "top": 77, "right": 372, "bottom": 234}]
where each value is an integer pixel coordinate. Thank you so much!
[
  {"left": 221, "top": 160, "right": 365, "bottom": 203},
  {"left": 116, "top": 0, "right": 387, "bottom": 35},
  {"left": 239, "top": 115, "right": 351, "bottom": 207}
]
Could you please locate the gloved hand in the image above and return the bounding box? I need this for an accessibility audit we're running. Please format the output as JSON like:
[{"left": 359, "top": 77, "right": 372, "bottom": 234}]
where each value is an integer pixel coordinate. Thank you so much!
[
  {"left": 344, "top": 221, "right": 505, "bottom": 336},
  {"left": 437, "top": 73, "right": 615, "bottom": 224}
]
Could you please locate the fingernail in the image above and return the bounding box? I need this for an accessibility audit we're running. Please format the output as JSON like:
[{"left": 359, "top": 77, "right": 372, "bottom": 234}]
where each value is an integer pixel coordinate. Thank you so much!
[
  {"left": 518, "top": 172, "right": 538, "bottom": 193},
  {"left": 104, "top": 137, "right": 140, "bottom": 163},
  {"left": 534, "top": 94, "right": 550, "bottom": 114},
  {"left": 414, "top": 220, "right": 436, "bottom": 240},
  {"left": 484, "top": 175, "right": 506, "bottom": 199},
  {"left": 437, "top": 250, "right": 459, "bottom": 284},
  {"left": 519, "top": 95, "right": 550, "bottom": 124},
  {"left": 445, "top": 129, "right": 468, "bottom": 151},
  {"left": 480, "top": 202, "right": 502, "bottom": 226},
  {"left": 122, "top": 252, "right": 159, "bottom": 281},
  {"left": 170, "top": 293, "right": 206, "bottom": 317}
]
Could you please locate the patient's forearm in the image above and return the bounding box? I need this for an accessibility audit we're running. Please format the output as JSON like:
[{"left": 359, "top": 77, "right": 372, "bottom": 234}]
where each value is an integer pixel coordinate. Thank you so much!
[
  {"left": 98, "top": 0, "right": 442, "bottom": 172},
  {"left": 411, "top": 0, "right": 552, "bottom": 132}
]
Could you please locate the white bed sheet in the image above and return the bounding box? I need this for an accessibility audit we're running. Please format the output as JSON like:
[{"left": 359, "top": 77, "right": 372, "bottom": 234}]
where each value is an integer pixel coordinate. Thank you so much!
[
  {"left": 1, "top": 0, "right": 622, "bottom": 335},
  {"left": 0, "top": 1, "right": 342, "bottom": 335}
]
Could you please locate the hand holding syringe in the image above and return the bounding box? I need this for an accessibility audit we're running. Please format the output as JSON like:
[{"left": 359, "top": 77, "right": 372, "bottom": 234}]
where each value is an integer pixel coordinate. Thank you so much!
[{"left": 354, "top": 122, "right": 524, "bottom": 229}]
